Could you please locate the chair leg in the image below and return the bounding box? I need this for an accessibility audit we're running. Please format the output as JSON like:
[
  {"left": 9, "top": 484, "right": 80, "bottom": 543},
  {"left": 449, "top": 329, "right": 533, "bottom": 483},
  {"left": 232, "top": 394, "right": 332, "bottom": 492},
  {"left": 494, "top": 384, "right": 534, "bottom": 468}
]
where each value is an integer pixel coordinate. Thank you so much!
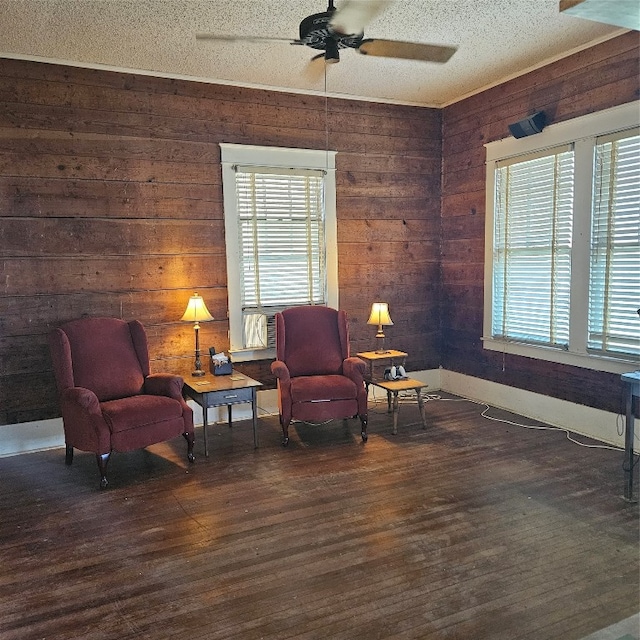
[
  {"left": 360, "top": 415, "right": 368, "bottom": 443},
  {"left": 65, "top": 444, "right": 74, "bottom": 465},
  {"left": 280, "top": 416, "right": 290, "bottom": 447},
  {"left": 184, "top": 431, "right": 195, "bottom": 463},
  {"left": 96, "top": 452, "right": 111, "bottom": 490}
]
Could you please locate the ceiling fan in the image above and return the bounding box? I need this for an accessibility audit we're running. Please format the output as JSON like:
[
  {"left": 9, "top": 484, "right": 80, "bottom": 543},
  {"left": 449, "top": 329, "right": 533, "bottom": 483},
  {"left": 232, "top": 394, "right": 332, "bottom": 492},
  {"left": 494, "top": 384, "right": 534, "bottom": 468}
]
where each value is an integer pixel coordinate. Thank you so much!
[{"left": 196, "top": 0, "right": 457, "bottom": 66}]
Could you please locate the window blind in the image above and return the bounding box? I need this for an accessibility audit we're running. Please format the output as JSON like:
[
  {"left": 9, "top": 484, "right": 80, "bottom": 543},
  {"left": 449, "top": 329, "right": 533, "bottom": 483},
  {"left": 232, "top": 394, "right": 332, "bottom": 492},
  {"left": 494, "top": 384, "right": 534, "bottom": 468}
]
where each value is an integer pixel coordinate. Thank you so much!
[
  {"left": 235, "top": 169, "right": 327, "bottom": 348},
  {"left": 492, "top": 146, "right": 575, "bottom": 347},
  {"left": 588, "top": 130, "right": 640, "bottom": 357}
]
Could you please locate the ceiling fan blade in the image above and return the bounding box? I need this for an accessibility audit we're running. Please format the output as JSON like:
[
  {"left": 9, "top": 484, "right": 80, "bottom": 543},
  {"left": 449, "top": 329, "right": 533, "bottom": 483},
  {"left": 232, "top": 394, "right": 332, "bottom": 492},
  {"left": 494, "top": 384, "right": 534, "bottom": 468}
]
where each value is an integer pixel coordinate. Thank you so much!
[
  {"left": 329, "top": 0, "right": 391, "bottom": 36},
  {"left": 357, "top": 39, "right": 457, "bottom": 63},
  {"left": 302, "top": 55, "right": 328, "bottom": 83},
  {"left": 196, "top": 33, "right": 299, "bottom": 45}
]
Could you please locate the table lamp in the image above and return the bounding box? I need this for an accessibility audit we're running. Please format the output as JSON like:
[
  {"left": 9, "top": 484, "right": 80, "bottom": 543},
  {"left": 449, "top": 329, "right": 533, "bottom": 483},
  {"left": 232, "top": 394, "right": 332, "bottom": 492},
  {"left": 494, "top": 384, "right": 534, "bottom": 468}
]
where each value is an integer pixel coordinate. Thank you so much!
[
  {"left": 181, "top": 292, "right": 214, "bottom": 376},
  {"left": 367, "top": 302, "right": 393, "bottom": 353}
]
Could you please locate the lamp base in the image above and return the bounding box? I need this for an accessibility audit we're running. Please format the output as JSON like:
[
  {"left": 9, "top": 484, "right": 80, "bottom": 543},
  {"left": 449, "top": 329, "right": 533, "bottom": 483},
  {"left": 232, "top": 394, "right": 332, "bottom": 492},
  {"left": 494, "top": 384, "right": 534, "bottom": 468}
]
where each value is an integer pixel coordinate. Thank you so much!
[
  {"left": 191, "top": 369, "right": 205, "bottom": 377},
  {"left": 375, "top": 334, "right": 389, "bottom": 354}
]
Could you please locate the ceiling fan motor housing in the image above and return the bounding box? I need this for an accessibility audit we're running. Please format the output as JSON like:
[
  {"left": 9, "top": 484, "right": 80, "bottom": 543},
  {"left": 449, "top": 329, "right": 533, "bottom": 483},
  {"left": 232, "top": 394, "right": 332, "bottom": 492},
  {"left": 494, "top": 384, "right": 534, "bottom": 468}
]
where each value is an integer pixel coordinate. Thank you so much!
[{"left": 298, "top": 10, "right": 363, "bottom": 51}]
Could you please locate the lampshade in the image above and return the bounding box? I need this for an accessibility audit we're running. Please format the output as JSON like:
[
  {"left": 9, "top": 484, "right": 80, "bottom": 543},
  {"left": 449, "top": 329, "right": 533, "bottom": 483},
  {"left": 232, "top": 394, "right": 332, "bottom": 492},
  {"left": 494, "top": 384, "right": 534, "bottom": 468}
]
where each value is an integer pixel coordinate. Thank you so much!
[
  {"left": 367, "top": 302, "right": 393, "bottom": 354},
  {"left": 367, "top": 302, "right": 393, "bottom": 328},
  {"left": 181, "top": 293, "right": 213, "bottom": 323}
]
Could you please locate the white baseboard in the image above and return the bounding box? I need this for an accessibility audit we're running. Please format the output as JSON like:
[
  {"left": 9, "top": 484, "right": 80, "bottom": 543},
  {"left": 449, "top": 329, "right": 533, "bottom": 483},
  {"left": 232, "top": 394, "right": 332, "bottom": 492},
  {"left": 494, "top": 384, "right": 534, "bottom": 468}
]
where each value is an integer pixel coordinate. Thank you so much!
[
  {"left": 0, "top": 371, "right": 633, "bottom": 457},
  {"left": 0, "top": 390, "right": 281, "bottom": 458},
  {"left": 439, "top": 369, "right": 631, "bottom": 452},
  {"left": 0, "top": 417, "right": 65, "bottom": 458}
]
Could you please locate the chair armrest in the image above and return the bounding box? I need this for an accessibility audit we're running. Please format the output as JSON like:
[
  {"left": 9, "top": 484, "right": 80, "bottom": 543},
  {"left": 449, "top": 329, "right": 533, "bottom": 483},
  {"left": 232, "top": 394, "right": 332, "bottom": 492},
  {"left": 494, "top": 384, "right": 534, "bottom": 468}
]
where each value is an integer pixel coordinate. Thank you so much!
[
  {"left": 144, "top": 373, "right": 184, "bottom": 400},
  {"left": 62, "top": 386, "right": 102, "bottom": 415},
  {"left": 270, "top": 360, "right": 290, "bottom": 383},
  {"left": 60, "top": 387, "right": 111, "bottom": 452},
  {"left": 343, "top": 357, "right": 366, "bottom": 381}
]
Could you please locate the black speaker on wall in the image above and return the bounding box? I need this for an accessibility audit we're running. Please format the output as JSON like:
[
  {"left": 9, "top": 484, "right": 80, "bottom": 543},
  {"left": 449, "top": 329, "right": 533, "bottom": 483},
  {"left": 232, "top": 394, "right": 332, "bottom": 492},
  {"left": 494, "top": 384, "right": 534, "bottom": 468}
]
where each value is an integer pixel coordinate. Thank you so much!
[{"left": 508, "top": 111, "right": 547, "bottom": 138}]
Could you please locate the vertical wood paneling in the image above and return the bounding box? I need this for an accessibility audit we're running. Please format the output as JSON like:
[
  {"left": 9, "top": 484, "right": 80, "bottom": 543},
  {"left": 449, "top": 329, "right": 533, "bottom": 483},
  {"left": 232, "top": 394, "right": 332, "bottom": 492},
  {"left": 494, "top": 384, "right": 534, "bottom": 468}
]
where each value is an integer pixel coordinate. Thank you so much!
[
  {"left": 0, "top": 59, "right": 441, "bottom": 425},
  {"left": 3, "top": 32, "right": 635, "bottom": 426},
  {"left": 441, "top": 32, "right": 640, "bottom": 415}
]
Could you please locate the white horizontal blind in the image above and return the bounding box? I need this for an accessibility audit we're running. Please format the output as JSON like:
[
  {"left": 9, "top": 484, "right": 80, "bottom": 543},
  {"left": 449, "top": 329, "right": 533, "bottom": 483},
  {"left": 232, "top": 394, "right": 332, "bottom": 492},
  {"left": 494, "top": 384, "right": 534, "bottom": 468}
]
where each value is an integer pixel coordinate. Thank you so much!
[
  {"left": 588, "top": 130, "right": 640, "bottom": 357},
  {"left": 492, "top": 147, "right": 575, "bottom": 347},
  {"left": 235, "top": 168, "right": 327, "bottom": 348}
]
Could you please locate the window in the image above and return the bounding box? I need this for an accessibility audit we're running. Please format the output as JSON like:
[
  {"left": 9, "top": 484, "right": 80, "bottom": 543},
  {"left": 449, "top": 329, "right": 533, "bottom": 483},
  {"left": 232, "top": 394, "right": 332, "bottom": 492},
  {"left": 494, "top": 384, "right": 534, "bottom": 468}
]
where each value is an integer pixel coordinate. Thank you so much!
[
  {"left": 493, "top": 146, "right": 574, "bottom": 348},
  {"left": 220, "top": 144, "right": 338, "bottom": 360},
  {"left": 484, "top": 102, "right": 639, "bottom": 373},
  {"left": 588, "top": 131, "right": 640, "bottom": 356}
]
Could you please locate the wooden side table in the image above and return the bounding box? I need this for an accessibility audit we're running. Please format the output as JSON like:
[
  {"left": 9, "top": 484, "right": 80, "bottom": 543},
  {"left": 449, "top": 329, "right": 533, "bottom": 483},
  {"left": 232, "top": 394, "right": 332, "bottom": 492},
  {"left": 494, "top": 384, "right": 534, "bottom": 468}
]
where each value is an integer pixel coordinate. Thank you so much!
[
  {"left": 182, "top": 371, "right": 262, "bottom": 457},
  {"left": 357, "top": 350, "right": 408, "bottom": 387},
  {"left": 374, "top": 378, "right": 429, "bottom": 435},
  {"left": 357, "top": 350, "right": 428, "bottom": 435}
]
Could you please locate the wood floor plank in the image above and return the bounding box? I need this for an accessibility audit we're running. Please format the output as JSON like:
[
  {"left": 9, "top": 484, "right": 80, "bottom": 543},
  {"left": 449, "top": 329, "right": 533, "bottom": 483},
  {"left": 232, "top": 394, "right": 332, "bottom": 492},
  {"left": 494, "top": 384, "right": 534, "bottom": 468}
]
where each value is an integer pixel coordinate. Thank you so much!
[{"left": 0, "top": 395, "right": 637, "bottom": 640}]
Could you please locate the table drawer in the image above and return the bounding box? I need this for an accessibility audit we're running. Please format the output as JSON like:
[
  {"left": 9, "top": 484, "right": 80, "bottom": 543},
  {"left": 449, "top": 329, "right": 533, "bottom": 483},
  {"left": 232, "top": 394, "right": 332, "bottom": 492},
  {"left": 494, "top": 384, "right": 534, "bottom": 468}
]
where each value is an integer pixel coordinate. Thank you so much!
[{"left": 204, "top": 387, "right": 254, "bottom": 407}]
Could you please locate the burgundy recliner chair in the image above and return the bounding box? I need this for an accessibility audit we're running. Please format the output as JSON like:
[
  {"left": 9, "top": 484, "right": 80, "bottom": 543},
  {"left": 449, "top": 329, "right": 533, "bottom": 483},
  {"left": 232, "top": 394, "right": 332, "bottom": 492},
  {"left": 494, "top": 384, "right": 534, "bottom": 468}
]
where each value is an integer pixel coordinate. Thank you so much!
[
  {"left": 49, "top": 317, "right": 195, "bottom": 489},
  {"left": 270, "top": 306, "right": 368, "bottom": 446}
]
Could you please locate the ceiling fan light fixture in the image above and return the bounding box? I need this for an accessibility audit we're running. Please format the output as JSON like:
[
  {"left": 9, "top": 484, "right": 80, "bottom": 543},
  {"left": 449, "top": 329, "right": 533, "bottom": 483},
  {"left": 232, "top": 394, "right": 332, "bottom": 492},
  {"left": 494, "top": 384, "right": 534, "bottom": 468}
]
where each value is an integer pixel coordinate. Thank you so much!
[{"left": 196, "top": 1, "right": 457, "bottom": 68}]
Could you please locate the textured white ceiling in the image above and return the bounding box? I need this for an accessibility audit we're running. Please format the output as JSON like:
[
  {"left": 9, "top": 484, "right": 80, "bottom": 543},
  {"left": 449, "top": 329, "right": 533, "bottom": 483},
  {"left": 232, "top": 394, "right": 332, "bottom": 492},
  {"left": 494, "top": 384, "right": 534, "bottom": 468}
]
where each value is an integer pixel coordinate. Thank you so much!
[{"left": 0, "top": 0, "right": 626, "bottom": 107}]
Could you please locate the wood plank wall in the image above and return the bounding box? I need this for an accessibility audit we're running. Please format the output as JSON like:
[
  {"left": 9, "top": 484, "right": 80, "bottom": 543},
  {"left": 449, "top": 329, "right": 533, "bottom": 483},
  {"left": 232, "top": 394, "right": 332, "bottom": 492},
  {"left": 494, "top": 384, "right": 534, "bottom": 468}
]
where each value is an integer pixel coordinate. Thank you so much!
[
  {"left": 0, "top": 58, "right": 441, "bottom": 425},
  {"left": 441, "top": 32, "right": 639, "bottom": 415}
]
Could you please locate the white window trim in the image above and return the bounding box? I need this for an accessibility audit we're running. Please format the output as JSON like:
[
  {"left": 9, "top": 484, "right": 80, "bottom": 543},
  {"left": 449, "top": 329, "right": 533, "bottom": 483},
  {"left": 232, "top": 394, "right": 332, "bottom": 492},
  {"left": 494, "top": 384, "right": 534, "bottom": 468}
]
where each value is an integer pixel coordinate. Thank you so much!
[
  {"left": 220, "top": 143, "right": 338, "bottom": 362},
  {"left": 483, "top": 101, "right": 640, "bottom": 374}
]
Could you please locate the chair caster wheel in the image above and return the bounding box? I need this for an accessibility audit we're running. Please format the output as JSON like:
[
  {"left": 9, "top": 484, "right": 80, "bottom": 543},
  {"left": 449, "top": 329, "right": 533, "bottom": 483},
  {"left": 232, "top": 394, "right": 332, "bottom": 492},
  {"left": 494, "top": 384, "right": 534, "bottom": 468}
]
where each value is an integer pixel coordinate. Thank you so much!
[
  {"left": 282, "top": 437, "right": 289, "bottom": 447},
  {"left": 361, "top": 432, "right": 368, "bottom": 442},
  {"left": 99, "top": 477, "right": 109, "bottom": 490},
  {"left": 188, "top": 452, "right": 195, "bottom": 463}
]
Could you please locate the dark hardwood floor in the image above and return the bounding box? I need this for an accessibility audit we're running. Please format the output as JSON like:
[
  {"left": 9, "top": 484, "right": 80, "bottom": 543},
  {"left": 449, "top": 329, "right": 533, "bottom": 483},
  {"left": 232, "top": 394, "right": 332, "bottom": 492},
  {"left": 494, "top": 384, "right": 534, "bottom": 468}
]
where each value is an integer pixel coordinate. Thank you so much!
[{"left": 0, "top": 394, "right": 638, "bottom": 640}]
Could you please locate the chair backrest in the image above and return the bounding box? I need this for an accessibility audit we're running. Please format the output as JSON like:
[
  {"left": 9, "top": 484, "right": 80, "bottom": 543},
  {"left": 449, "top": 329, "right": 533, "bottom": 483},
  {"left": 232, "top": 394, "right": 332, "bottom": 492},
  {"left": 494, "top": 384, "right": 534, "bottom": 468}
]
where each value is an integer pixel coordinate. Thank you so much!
[
  {"left": 276, "top": 306, "right": 350, "bottom": 377},
  {"left": 49, "top": 317, "right": 149, "bottom": 401}
]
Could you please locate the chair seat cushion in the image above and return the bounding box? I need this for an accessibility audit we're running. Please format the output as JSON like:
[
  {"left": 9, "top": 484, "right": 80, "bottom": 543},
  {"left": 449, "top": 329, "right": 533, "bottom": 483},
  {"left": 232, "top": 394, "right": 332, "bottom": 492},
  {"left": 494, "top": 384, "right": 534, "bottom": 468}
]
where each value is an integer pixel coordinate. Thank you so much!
[
  {"left": 290, "top": 375, "right": 358, "bottom": 404},
  {"left": 101, "top": 394, "right": 183, "bottom": 433}
]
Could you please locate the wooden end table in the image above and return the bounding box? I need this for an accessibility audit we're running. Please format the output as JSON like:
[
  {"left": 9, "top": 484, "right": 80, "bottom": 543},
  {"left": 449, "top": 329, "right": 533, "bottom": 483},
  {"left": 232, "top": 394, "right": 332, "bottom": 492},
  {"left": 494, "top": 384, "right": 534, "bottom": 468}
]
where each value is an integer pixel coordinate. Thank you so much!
[
  {"left": 357, "top": 350, "right": 408, "bottom": 387},
  {"left": 357, "top": 350, "right": 427, "bottom": 435},
  {"left": 374, "top": 378, "right": 429, "bottom": 435},
  {"left": 182, "top": 371, "right": 262, "bottom": 457}
]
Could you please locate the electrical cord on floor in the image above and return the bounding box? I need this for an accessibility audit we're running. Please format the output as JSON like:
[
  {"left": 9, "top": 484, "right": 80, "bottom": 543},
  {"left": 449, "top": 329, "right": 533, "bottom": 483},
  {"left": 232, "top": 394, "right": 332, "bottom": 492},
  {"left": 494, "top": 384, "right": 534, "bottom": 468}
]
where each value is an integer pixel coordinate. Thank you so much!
[
  {"left": 432, "top": 395, "right": 639, "bottom": 474},
  {"left": 438, "top": 394, "right": 637, "bottom": 452},
  {"left": 297, "top": 419, "right": 334, "bottom": 426},
  {"left": 256, "top": 405, "right": 278, "bottom": 418},
  {"left": 368, "top": 388, "right": 638, "bottom": 457}
]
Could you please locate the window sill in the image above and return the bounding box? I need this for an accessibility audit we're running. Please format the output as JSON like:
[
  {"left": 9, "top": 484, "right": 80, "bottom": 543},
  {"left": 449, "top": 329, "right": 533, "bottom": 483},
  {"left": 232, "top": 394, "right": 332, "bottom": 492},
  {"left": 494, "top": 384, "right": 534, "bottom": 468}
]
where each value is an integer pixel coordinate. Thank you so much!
[
  {"left": 482, "top": 337, "right": 638, "bottom": 375},
  {"left": 230, "top": 347, "right": 276, "bottom": 363}
]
